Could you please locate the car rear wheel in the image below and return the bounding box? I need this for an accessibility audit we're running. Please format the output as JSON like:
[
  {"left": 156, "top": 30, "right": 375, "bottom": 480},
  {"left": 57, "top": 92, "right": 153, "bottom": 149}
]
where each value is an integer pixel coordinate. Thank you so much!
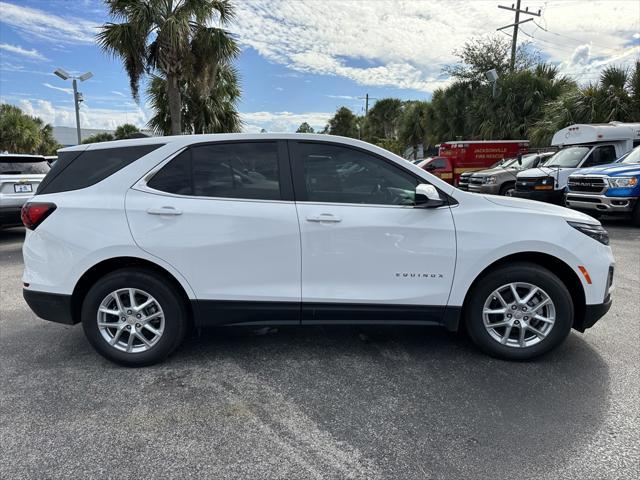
[
  {"left": 465, "top": 262, "right": 573, "bottom": 360},
  {"left": 81, "top": 268, "right": 187, "bottom": 366}
]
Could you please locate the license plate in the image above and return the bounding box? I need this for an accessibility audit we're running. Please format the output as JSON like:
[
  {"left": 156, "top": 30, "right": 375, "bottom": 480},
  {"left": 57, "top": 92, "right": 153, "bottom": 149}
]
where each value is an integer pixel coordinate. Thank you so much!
[{"left": 14, "top": 184, "right": 32, "bottom": 193}]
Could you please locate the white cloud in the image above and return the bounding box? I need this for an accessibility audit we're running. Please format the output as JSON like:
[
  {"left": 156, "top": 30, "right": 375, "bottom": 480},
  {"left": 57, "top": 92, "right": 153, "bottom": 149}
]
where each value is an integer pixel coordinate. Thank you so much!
[
  {"left": 17, "top": 98, "right": 148, "bottom": 130},
  {"left": 326, "top": 95, "right": 357, "bottom": 100},
  {"left": 231, "top": 0, "right": 640, "bottom": 92},
  {"left": 0, "top": 1, "right": 97, "bottom": 44},
  {"left": 111, "top": 90, "right": 126, "bottom": 97},
  {"left": 570, "top": 45, "right": 591, "bottom": 66},
  {"left": 42, "top": 82, "right": 73, "bottom": 95},
  {"left": 0, "top": 43, "right": 47, "bottom": 61},
  {"left": 241, "top": 111, "right": 332, "bottom": 133}
]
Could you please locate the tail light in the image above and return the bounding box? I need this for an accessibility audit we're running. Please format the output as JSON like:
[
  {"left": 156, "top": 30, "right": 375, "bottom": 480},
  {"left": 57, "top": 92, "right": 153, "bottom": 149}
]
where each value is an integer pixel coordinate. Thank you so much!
[{"left": 21, "top": 202, "right": 56, "bottom": 230}]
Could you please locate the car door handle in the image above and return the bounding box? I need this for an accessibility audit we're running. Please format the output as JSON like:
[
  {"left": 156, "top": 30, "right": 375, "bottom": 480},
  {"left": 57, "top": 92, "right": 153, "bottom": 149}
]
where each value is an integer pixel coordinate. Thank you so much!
[
  {"left": 306, "top": 214, "right": 342, "bottom": 223},
  {"left": 146, "top": 206, "right": 182, "bottom": 216}
]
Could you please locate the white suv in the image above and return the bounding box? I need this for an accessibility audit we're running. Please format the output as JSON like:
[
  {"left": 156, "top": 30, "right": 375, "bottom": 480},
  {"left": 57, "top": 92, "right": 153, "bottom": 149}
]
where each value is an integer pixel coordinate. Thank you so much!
[{"left": 22, "top": 134, "right": 615, "bottom": 366}]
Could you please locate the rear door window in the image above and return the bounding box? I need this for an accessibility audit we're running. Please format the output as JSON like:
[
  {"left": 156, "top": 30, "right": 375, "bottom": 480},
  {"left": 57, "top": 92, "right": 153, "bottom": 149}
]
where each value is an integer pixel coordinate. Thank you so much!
[
  {"left": 38, "top": 144, "right": 164, "bottom": 194},
  {"left": 147, "top": 142, "right": 282, "bottom": 200}
]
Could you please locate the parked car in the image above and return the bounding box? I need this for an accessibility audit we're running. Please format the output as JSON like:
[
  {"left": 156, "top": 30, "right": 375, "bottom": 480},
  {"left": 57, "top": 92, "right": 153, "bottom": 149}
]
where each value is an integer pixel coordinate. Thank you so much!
[
  {"left": 468, "top": 152, "right": 556, "bottom": 196},
  {"left": 565, "top": 145, "right": 640, "bottom": 225},
  {"left": 514, "top": 122, "right": 640, "bottom": 204},
  {"left": 0, "top": 154, "right": 50, "bottom": 228},
  {"left": 22, "top": 134, "right": 614, "bottom": 366},
  {"left": 421, "top": 140, "right": 529, "bottom": 186},
  {"left": 457, "top": 156, "right": 519, "bottom": 191}
]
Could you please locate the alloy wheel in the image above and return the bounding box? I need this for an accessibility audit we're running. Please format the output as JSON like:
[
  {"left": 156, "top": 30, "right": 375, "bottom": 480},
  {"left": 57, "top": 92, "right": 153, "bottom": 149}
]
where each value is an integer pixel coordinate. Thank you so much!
[
  {"left": 482, "top": 282, "right": 556, "bottom": 348},
  {"left": 96, "top": 288, "right": 165, "bottom": 353}
]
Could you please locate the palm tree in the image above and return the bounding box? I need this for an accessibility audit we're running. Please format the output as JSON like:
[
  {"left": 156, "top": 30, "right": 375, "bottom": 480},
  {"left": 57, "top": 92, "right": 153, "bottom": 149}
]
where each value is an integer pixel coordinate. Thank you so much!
[
  {"left": 399, "top": 101, "right": 429, "bottom": 159},
  {"left": 97, "top": 0, "right": 239, "bottom": 135},
  {"left": 147, "top": 63, "right": 241, "bottom": 134}
]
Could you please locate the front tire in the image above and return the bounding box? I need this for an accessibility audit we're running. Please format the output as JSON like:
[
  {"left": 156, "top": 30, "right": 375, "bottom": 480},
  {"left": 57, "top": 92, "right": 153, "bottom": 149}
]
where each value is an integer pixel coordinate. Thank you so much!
[
  {"left": 464, "top": 262, "right": 573, "bottom": 360},
  {"left": 81, "top": 268, "right": 187, "bottom": 367},
  {"left": 499, "top": 182, "right": 515, "bottom": 197}
]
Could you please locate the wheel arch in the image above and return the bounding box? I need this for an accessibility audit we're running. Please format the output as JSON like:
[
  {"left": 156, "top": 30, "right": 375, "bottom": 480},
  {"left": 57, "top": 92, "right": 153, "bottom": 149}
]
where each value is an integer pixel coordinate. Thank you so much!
[
  {"left": 459, "top": 251, "right": 586, "bottom": 331},
  {"left": 70, "top": 256, "right": 194, "bottom": 326}
]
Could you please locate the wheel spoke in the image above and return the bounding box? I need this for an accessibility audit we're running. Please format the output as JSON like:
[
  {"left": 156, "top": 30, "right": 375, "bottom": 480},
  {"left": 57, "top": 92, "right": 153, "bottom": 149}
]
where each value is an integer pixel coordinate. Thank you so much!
[
  {"left": 134, "top": 298, "right": 153, "bottom": 312},
  {"left": 128, "top": 288, "right": 137, "bottom": 309},
  {"left": 534, "top": 314, "right": 554, "bottom": 324},
  {"left": 486, "top": 320, "right": 510, "bottom": 329},
  {"left": 522, "top": 287, "right": 539, "bottom": 304},
  {"left": 510, "top": 284, "right": 521, "bottom": 303},
  {"left": 494, "top": 291, "right": 508, "bottom": 308},
  {"left": 142, "top": 312, "right": 163, "bottom": 323},
  {"left": 518, "top": 324, "right": 527, "bottom": 347},
  {"left": 532, "top": 298, "right": 550, "bottom": 312},
  {"left": 528, "top": 324, "right": 547, "bottom": 339},
  {"left": 483, "top": 308, "right": 507, "bottom": 315},
  {"left": 143, "top": 324, "right": 161, "bottom": 336},
  {"left": 135, "top": 331, "right": 152, "bottom": 347},
  {"left": 501, "top": 324, "right": 513, "bottom": 344},
  {"left": 110, "top": 326, "right": 124, "bottom": 345},
  {"left": 126, "top": 331, "right": 135, "bottom": 352},
  {"left": 99, "top": 307, "right": 121, "bottom": 316},
  {"left": 111, "top": 292, "right": 124, "bottom": 312},
  {"left": 98, "top": 321, "right": 121, "bottom": 328}
]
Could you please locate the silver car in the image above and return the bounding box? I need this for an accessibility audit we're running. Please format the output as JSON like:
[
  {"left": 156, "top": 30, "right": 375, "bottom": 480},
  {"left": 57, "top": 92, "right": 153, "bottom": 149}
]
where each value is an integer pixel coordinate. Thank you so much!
[
  {"left": 468, "top": 152, "right": 555, "bottom": 196},
  {"left": 0, "top": 154, "right": 50, "bottom": 228}
]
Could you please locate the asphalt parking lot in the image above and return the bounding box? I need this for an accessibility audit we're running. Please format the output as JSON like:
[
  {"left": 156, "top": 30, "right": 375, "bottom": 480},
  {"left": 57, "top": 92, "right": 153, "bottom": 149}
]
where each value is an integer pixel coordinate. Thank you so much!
[{"left": 1, "top": 223, "right": 638, "bottom": 480}]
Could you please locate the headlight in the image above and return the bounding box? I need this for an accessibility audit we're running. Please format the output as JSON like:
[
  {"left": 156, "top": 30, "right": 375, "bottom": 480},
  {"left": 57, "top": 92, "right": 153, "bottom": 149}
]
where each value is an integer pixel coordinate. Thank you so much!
[
  {"left": 483, "top": 176, "right": 497, "bottom": 185},
  {"left": 608, "top": 176, "right": 638, "bottom": 188},
  {"left": 534, "top": 177, "right": 555, "bottom": 190},
  {"left": 568, "top": 221, "right": 609, "bottom": 245}
]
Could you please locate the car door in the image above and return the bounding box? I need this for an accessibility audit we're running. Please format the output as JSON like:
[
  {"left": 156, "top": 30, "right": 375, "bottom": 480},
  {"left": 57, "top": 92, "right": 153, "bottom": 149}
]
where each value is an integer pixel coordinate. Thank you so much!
[
  {"left": 289, "top": 140, "right": 457, "bottom": 324},
  {"left": 126, "top": 140, "right": 301, "bottom": 325}
]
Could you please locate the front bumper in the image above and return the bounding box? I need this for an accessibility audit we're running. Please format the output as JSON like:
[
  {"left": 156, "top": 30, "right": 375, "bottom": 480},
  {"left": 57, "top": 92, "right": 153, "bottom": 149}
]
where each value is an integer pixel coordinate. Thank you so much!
[
  {"left": 513, "top": 189, "right": 564, "bottom": 204},
  {"left": 565, "top": 193, "right": 637, "bottom": 213},
  {"left": 575, "top": 297, "right": 613, "bottom": 332},
  {"left": 23, "top": 289, "right": 76, "bottom": 325},
  {"left": 468, "top": 183, "right": 501, "bottom": 194}
]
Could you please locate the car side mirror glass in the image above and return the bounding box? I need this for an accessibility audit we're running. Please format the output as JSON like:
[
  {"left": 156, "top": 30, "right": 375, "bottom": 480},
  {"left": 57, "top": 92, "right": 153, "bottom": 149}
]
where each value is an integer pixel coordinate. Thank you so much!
[{"left": 415, "top": 184, "right": 445, "bottom": 208}]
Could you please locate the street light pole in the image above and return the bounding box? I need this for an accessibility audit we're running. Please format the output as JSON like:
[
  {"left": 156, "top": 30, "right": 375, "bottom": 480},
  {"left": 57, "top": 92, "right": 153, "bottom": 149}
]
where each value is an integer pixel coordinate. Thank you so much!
[
  {"left": 53, "top": 68, "right": 93, "bottom": 145},
  {"left": 72, "top": 78, "right": 81, "bottom": 144}
]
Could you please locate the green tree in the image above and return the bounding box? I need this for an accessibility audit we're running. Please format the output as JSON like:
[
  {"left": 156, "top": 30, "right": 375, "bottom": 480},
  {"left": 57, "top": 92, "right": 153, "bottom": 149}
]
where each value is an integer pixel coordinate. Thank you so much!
[
  {"left": 98, "top": 0, "right": 239, "bottom": 135},
  {"left": 296, "top": 122, "right": 315, "bottom": 133},
  {"left": 114, "top": 123, "right": 140, "bottom": 139},
  {"left": 398, "top": 101, "right": 431, "bottom": 159},
  {"left": 326, "top": 107, "right": 360, "bottom": 138},
  {"left": 0, "top": 104, "right": 60, "bottom": 154},
  {"left": 82, "top": 132, "right": 115, "bottom": 144},
  {"left": 363, "top": 98, "right": 403, "bottom": 141},
  {"left": 147, "top": 63, "right": 242, "bottom": 135}
]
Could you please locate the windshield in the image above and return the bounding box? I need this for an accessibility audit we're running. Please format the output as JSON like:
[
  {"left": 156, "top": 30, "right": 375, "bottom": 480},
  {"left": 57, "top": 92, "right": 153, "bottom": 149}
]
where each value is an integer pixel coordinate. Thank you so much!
[
  {"left": 0, "top": 160, "right": 50, "bottom": 174},
  {"left": 620, "top": 146, "right": 640, "bottom": 164},
  {"left": 545, "top": 146, "right": 590, "bottom": 168}
]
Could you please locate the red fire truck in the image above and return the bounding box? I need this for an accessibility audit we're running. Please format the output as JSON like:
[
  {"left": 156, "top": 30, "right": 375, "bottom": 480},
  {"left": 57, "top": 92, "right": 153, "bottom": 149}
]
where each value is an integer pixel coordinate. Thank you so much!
[{"left": 417, "top": 140, "right": 529, "bottom": 185}]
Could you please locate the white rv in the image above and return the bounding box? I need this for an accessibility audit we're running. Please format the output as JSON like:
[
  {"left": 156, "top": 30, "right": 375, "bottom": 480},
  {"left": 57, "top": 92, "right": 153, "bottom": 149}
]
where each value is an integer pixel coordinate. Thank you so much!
[{"left": 513, "top": 122, "right": 640, "bottom": 204}]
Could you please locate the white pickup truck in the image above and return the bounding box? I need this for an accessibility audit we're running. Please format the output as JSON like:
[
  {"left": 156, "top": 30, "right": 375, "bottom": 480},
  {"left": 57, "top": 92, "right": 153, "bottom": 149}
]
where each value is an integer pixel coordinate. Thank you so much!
[{"left": 513, "top": 122, "right": 640, "bottom": 204}]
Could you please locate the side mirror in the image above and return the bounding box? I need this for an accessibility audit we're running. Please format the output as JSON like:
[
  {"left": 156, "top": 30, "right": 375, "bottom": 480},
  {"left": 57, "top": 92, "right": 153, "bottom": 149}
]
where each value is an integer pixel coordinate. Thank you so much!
[
  {"left": 415, "top": 184, "right": 445, "bottom": 208},
  {"left": 424, "top": 164, "right": 437, "bottom": 172}
]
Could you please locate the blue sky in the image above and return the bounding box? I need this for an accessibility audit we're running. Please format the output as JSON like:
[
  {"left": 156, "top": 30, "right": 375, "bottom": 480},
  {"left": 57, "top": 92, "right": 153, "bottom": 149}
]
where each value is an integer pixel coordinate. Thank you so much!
[{"left": 1, "top": 0, "right": 638, "bottom": 133}]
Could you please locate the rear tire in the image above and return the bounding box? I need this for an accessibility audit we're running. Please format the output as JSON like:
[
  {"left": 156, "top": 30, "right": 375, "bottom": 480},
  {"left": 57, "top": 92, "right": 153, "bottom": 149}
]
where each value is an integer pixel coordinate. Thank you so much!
[
  {"left": 464, "top": 262, "right": 573, "bottom": 361},
  {"left": 81, "top": 268, "right": 187, "bottom": 367}
]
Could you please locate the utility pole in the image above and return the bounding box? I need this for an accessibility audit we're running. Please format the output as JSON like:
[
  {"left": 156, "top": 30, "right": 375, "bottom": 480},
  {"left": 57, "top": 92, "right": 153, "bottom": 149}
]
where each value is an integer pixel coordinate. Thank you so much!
[
  {"left": 497, "top": 1, "right": 541, "bottom": 71},
  {"left": 72, "top": 79, "right": 81, "bottom": 144},
  {"left": 358, "top": 93, "right": 378, "bottom": 116}
]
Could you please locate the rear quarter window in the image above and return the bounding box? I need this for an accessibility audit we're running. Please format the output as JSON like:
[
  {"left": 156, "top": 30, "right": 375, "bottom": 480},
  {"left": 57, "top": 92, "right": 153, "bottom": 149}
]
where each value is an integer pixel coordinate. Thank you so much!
[{"left": 38, "top": 144, "right": 164, "bottom": 194}]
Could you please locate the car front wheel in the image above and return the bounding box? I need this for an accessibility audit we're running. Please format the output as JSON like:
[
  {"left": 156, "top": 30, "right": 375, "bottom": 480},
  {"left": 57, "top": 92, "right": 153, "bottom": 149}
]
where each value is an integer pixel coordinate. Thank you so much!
[
  {"left": 465, "top": 262, "right": 573, "bottom": 360},
  {"left": 81, "top": 268, "right": 187, "bottom": 366}
]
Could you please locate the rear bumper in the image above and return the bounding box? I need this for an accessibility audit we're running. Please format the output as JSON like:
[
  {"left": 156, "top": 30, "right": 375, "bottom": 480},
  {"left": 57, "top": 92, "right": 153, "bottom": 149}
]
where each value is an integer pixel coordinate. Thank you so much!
[
  {"left": 513, "top": 189, "right": 564, "bottom": 204},
  {"left": 565, "top": 193, "right": 637, "bottom": 213},
  {"left": 575, "top": 297, "right": 613, "bottom": 332},
  {"left": 0, "top": 206, "right": 23, "bottom": 226},
  {"left": 23, "top": 289, "right": 76, "bottom": 325}
]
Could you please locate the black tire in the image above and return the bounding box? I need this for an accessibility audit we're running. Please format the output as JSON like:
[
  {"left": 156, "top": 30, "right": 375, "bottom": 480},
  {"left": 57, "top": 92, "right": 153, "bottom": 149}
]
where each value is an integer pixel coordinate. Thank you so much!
[
  {"left": 499, "top": 182, "right": 515, "bottom": 196},
  {"left": 464, "top": 262, "right": 573, "bottom": 361},
  {"left": 631, "top": 202, "right": 640, "bottom": 227},
  {"left": 81, "top": 268, "right": 187, "bottom": 367}
]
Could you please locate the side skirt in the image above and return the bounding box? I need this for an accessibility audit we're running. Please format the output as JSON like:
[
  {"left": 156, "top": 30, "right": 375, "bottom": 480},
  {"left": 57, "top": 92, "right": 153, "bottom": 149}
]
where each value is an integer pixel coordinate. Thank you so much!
[{"left": 192, "top": 300, "right": 461, "bottom": 331}]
